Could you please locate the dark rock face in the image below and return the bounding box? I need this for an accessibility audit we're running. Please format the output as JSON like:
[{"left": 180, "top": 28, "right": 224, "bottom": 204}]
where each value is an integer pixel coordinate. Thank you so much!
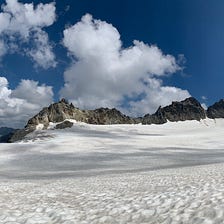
[
  {"left": 26, "top": 98, "right": 88, "bottom": 129},
  {"left": 207, "top": 99, "right": 224, "bottom": 119},
  {"left": 87, "top": 108, "right": 134, "bottom": 125},
  {"left": 8, "top": 96, "right": 221, "bottom": 142},
  {"left": 9, "top": 99, "right": 134, "bottom": 142},
  {"left": 7, "top": 128, "right": 35, "bottom": 143},
  {"left": 143, "top": 106, "right": 167, "bottom": 125},
  {"left": 25, "top": 97, "right": 206, "bottom": 129},
  {"left": 55, "top": 120, "right": 74, "bottom": 129},
  {"left": 26, "top": 100, "right": 134, "bottom": 129},
  {"left": 142, "top": 97, "right": 206, "bottom": 124}
]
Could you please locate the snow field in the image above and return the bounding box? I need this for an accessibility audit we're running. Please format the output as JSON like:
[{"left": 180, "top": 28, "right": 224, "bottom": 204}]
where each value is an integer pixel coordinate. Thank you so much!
[
  {"left": 0, "top": 164, "right": 224, "bottom": 224},
  {"left": 0, "top": 118, "right": 224, "bottom": 223}
]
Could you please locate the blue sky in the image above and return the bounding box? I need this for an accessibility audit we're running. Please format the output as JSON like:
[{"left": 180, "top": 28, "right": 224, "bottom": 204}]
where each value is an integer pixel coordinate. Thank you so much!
[{"left": 0, "top": 0, "right": 223, "bottom": 127}]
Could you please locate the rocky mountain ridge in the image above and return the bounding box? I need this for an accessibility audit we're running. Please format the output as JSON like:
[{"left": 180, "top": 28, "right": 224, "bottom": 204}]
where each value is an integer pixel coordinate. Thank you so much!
[
  {"left": 207, "top": 99, "right": 224, "bottom": 119},
  {"left": 25, "top": 98, "right": 135, "bottom": 128},
  {"left": 5, "top": 97, "right": 224, "bottom": 142},
  {"left": 142, "top": 97, "right": 206, "bottom": 124}
]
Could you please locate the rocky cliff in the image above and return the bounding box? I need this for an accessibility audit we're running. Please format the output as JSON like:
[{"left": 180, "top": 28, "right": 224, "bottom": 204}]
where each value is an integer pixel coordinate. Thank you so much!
[
  {"left": 142, "top": 97, "right": 206, "bottom": 124},
  {"left": 25, "top": 99, "right": 88, "bottom": 129},
  {"left": 25, "top": 99, "right": 134, "bottom": 128},
  {"left": 87, "top": 108, "right": 135, "bottom": 125},
  {"left": 8, "top": 99, "right": 134, "bottom": 142},
  {"left": 8, "top": 97, "right": 224, "bottom": 142},
  {"left": 207, "top": 99, "right": 224, "bottom": 119}
]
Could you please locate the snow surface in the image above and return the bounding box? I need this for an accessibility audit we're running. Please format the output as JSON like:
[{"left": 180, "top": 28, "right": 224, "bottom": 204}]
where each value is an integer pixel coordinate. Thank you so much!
[{"left": 0, "top": 118, "right": 224, "bottom": 223}]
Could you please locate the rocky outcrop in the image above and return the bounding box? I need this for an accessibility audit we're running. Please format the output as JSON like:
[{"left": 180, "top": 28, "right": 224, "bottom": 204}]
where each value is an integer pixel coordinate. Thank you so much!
[
  {"left": 26, "top": 99, "right": 88, "bottom": 129},
  {"left": 142, "top": 97, "right": 206, "bottom": 124},
  {"left": 55, "top": 120, "right": 74, "bottom": 129},
  {"left": 25, "top": 99, "right": 134, "bottom": 129},
  {"left": 25, "top": 97, "right": 207, "bottom": 129},
  {"left": 8, "top": 97, "right": 223, "bottom": 143},
  {"left": 207, "top": 99, "right": 224, "bottom": 119},
  {"left": 8, "top": 99, "right": 134, "bottom": 142},
  {"left": 8, "top": 128, "right": 35, "bottom": 143},
  {"left": 142, "top": 106, "right": 167, "bottom": 125},
  {"left": 87, "top": 108, "right": 134, "bottom": 125}
]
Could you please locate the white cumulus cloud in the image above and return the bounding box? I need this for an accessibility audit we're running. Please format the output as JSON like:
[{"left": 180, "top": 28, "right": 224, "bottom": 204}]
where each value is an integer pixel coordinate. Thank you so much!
[
  {"left": 0, "top": 0, "right": 56, "bottom": 68},
  {"left": 61, "top": 14, "right": 190, "bottom": 115},
  {"left": 0, "top": 76, "right": 53, "bottom": 128}
]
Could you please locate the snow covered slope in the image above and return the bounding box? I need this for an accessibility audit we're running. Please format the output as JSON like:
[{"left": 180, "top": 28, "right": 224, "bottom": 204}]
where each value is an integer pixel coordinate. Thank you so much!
[
  {"left": 1, "top": 118, "right": 223, "bottom": 178},
  {"left": 0, "top": 119, "right": 224, "bottom": 224},
  {"left": 21, "top": 118, "right": 224, "bottom": 148}
]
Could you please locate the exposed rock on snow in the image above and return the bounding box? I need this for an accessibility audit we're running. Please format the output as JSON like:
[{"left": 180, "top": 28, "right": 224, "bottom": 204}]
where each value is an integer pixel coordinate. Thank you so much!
[
  {"left": 55, "top": 120, "right": 73, "bottom": 129},
  {"left": 7, "top": 127, "right": 34, "bottom": 143},
  {"left": 9, "top": 99, "right": 134, "bottom": 142},
  {"left": 7, "top": 97, "right": 224, "bottom": 142},
  {"left": 207, "top": 99, "right": 224, "bottom": 119},
  {"left": 26, "top": 98, "right": 134, "bottom": 129},
  {"left": 26, "top": 98, "right": 87, "bottom": 129},
  {"left": 142, "top": 97, "right": 206, "bottom": 124},
  {"left": 88, "top": 107, "right": 134, "bottom": 125}
]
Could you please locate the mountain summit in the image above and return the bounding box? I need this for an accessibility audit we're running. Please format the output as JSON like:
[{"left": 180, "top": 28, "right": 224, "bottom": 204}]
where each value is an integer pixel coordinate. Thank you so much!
[
  {"left": 25, "top": 98, "right": 134, "bottom": 129},
  {"left": 207, "top": 99, "right": 224, "bottom": 119},
  {"left": 6, "top": 97, "right": 224, "bottom": 143},
  {"left": 8, "top": 99, "right": 134, "bottom": 142},
  {"left": 142, "top": 97, "right": 206, "bottom": 124}
]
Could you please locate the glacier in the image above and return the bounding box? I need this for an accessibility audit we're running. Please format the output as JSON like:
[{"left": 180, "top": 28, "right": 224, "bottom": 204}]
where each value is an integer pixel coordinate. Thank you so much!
[{"left": 0, "top": 119, "right": 224, "bottom": 223}]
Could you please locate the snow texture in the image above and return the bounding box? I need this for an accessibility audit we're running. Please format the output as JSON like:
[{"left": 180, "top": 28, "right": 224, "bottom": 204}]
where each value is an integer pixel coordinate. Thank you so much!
[{"left": 0, "top": 119, "right": 224, "bottom": 223}]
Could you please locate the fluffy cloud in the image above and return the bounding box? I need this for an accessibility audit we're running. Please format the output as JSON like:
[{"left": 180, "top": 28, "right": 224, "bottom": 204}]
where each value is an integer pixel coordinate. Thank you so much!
[
  {"left": 61, "top": 14, "right": 190, "bottom": 115},
  {"left": 0, "top": 77, "right": 53, "bottom": 128},
  {"left": 0, "top": 0, "right": 56, "bottom": 68},
  {"left": 26, "top": 30, "right": 56, "bottom": 69},
  {"left": 126, "top": 78, "right": 190, "bottom": 116}
]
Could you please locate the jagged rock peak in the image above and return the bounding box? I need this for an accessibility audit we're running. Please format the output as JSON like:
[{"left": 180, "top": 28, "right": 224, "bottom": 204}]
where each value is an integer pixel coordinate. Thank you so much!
[
  {"left": 7, "top": 97, "right": 224, "bottom": 143},
  {"left": 59, "top": 98, "right": 69, "bottom": 104},
  {"left": 142, "top": 97, "right": 206, "bottom": 124},
  {"left": 25, "top": 99, "right": 86, "bottom": 129},
  {"left": 55, "top": 120, "right": 74, "bottom": 129},
  {"left": 177, "top": 97, "right": 202, "bottom": 105},
  {"left": 207, "top": 99, "right": 224, "bottom": 119},
  {"left": 24, "top": 100, "right": 135, "bottom": 130},
  {"left": 89, "top": 107, "right": 134, "bottom": 125}
]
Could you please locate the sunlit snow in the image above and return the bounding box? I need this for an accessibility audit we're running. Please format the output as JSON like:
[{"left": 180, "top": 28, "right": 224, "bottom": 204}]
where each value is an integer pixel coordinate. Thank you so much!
[{"left": 0, "top": 119, "right": 224, "bottom": 223}]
